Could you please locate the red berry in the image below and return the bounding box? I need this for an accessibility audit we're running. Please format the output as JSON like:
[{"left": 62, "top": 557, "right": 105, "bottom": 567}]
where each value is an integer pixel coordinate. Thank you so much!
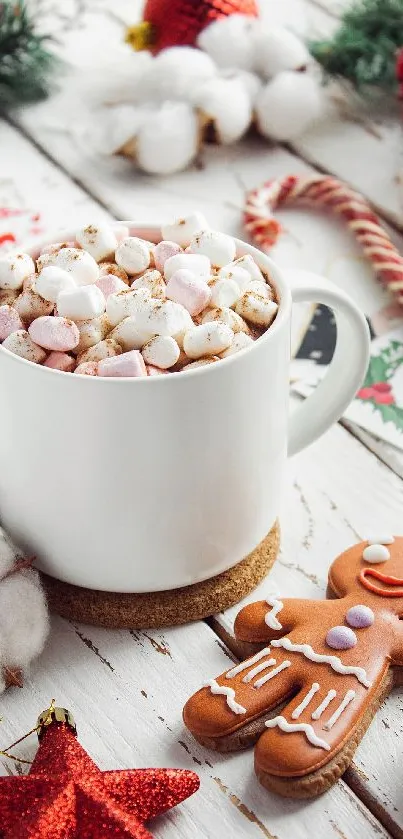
[
  {"left": 371, "top": 381, "right": 391, "bottom": 393},
  {"left": 374, "top": 392, "right": 395, "bottom": 405},
  {"left": 357, "top": 387, "right": 375, "bottom": 400}
]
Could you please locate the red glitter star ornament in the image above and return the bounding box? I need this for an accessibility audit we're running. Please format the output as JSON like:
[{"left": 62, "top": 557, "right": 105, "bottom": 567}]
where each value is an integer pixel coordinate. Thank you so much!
[{"left": 0, "top": 705, "right": 199, "bottom": 838}]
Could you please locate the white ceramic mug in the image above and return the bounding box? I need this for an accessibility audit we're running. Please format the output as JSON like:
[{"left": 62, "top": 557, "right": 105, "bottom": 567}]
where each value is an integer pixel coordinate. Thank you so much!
[{"left": 0, "top": 225, "right": 370, "bottom": 592}]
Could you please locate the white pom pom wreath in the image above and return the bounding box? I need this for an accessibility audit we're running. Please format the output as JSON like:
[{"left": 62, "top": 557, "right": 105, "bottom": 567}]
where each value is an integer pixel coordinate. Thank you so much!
[
  {"left": 197, "top": 14, "right": 258, "bottom": 71},
  {"left": 140, "top": 47, "right": 216, "bottom": 103},
  {"left": 193, "top": 77, "right": 252, "bottom": 144},
  {"left": 135, "top": 102, "right": 200, "bottom": 174},
  {"left": 255, "top": 71, "right": 322, "bottom": 141},
  {"left": 254, "top": 26, "right": 311, "bottom": 79},
  {"left": 0, "top": 528, "right": 49, "bottom": 692}
]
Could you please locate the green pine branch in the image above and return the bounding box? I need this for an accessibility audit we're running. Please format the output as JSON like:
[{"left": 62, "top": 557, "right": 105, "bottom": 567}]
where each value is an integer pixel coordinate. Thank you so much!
[
  {"left": 0, "top": 1, "right": 58, "bottom": 109},
  {"left": 310, "top": 0, "right": 403, "bottom": 94}
]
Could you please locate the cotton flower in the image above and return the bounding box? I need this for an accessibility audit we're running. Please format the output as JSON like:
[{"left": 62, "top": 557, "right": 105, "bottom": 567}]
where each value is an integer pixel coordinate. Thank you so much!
[
  {"left": 193, "top": 77, "right": 252, "bottom": 144},
  {"left": 197, "top": 14, "right": 258, "bottom": 71},
  {"left": 135, "top": 101, "right": 200, "bottom": 174},
  {"left": 253, "top": 26, "right": 310, "bottom": 79},
  {"left": 255, "top": 70, "right": 322, "bottom": 141},
  {"left": 139, "top": 46, "right": 217, "bottom": 103}
]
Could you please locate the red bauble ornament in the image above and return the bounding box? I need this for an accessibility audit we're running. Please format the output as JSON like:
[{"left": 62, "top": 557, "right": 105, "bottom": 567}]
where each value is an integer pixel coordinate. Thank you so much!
[
  {"left": 396, "top": 47, "right": 403, "bottom": 98},
  {"left": 126, "top": 0, "right": 259, "bottom": 53},
  {"left": 0, "top": 706, "right": 199, "bottom": 838}
]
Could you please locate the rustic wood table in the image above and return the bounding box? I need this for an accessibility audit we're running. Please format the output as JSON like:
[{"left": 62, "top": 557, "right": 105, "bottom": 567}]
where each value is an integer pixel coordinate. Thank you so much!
[{"left": 1, "top": 0, "right": 403, "bottom": 836}]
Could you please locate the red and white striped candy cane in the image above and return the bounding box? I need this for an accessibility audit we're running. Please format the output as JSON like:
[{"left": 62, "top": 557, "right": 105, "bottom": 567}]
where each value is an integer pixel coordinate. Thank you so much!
[{"left": 243, "top": 174, "right": 403, "bottom": 304}]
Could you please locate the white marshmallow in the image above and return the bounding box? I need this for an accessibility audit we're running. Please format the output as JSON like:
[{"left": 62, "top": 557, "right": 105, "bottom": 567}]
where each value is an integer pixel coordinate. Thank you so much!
[
  {"left": 115, "top": 237, "right": 151, "bottom": 275},
  {"left": 14, "top": 288, "right": 54, "bottom": 325},
  {"left": 2, "top": 329, "right": 47, "bottom": 363},
  {"left": 221, "top": 332, "right": 254, "bottom": 357},
  {"left": 201, "top": 306, "right": 250, "bottom": 334},
  {"left": 53, "top": 248, "right": 99, "bottom": 286},
  {"left": 142, "top": 335, "right": 180, "bottom": 369},
  {"left": 136, "top": 299, "right": 190, "bottom": 339},
  {"left": 106, "top": 288, "right": 151, "bottom": 327},
  {"left": 131, "top": 269, "right": 166, "bottom": 300},
  {"left": 76, "top": 223, "right": 118, "bottom": 262},
  {"left": 0, "top": 253, "right": 35, "bottom": 290},
  {"left": 189, "top": 230, "right": 236, "bottom": 267},
  {"left": 74, "top": 315, "right": 110, "bottom": 355},
  {"left": 246, "top": 280, "right": 273, "bottom": 299},
  {"left": 183, "top": 321, "right": 234, "bottom": 358},
  {"left": 161, "top": 213, "right": 209, "bottom": 247},
  {"left": 34, "top": 266, "right": 77, "bottom": 303},
  {"left": 110, "top": 317, "right": 154, "bottom": 351},
  {"left": 210, "top": 278, "right": 241, "bottom": 309},
  {"left": 182, "top": 357, "right": 219, "bottom": 370},
  {"left": 78, "top": 338, "right": 122, "bottom": 364},
  {"left": 235, "top": 292, "right": 278, "bottom": 327},
  {"left": 218, "top": 263, "right": 251, "bottom": 292},
  {"left": 164, "top": 252, "right": 211, "bottom": 281},
  {"left": 57, "top": 285, "right": 106, "bottom": 321},
  {"left": 231, "top": 255, "right": 264, "bottom": 282}
]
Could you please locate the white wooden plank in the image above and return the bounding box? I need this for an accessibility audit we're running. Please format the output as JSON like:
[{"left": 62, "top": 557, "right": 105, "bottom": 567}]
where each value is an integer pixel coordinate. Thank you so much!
[{"left": 0, "top": 616, "right": 389, "bottom": 839}]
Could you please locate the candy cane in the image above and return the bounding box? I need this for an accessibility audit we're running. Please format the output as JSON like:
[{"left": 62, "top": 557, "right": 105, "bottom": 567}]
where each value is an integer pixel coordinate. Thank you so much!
[{"left": 243, "top": 174, "right": 403, "bottom": 304}]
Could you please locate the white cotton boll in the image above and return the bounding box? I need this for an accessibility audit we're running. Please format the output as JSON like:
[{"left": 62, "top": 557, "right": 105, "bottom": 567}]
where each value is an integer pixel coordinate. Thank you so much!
[
  {"left": 0, "top": 528, "right": 17, "bottom": 579},
  {"left": 256, "top": 71, "right": 322, "bottom": 141},
  {"left": 0, "top": 573, "right": 49, "bottom": 668},
  {"left": 253, "top": 26, "right": 310, "bottom": 79},
  {"left": 220, "top": 68, "right": 263, "bottom": 103},
  {"left": 193, "top": 77, "right": 252, "bottom": 144},
  {"left": 140, "top": 47, "right": 216, "bottom": 103},
  {"left": 84, "top": 49, "right": 153, "bottom": 107},
  {"left": 136, "top": 102, "right": 200, "bottom": 175},
  {"left": 197, "top": 15, "right": 258, "bottom": 71},
  {"left": 94, "top": 104, "right": 156, "bottom": 155}
]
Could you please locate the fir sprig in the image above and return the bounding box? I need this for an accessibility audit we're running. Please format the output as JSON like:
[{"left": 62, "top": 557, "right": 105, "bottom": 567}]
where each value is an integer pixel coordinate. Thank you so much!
[
  {"left": 310, "top": 0, "right": 403, "bottom": 94},
  {"left": 0, "top": 1, "right": 57, "bottom": 109}
]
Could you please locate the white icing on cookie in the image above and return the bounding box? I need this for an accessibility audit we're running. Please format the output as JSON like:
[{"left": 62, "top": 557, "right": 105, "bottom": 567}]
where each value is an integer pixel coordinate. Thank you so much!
[
  {"left": 204, "top": 678, "right": 246, "bottom": 715},
  {"left": 265, "top": 594, "right": 283, "bottom": 630},
  {"left": 362, "top": 544, "right": 390, "bottom": 563},
  {"left": 264, "top": 715, "right": 330, "bottom": 751},
  {"left": 323, "top": 689, "right": 356, "bottom": 730},
  {"left": 291, "top": 683, "right": 320, "bottom": 720},
  {"left": 254, "top": 660, "right": 291, "bottom": 689},
  {"left": 367, "top": 535, "right": 394, "bottom": 545},
  {"left": 311, "top": 689, "right": 337, "bottom": 720},
  {"left": 242, "top": 658, "right": 276, "bottom": 684},
  {"left": 271, "top": 638, "right": 371, "bottom": 687},
  {"left": 226, "top": 646, "right": 272, "bottom": 679}
]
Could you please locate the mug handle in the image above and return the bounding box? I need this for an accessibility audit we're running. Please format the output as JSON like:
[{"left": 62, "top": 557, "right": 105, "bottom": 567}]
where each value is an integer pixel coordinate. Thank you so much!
[{"left": 287, "top": 271, "right": 371, "bottom": 457}]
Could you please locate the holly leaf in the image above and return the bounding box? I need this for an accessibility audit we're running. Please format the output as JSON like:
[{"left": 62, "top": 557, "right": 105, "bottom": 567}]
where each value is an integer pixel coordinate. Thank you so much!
[
  {"left": 369, "top": 400, "right": 403, "bottom": 432},
  {"left": 361, "top": 340, "right": 403, "bottom": 388},
  {"left": 362, "top": 353, "right": 389, "bottom": 388}
]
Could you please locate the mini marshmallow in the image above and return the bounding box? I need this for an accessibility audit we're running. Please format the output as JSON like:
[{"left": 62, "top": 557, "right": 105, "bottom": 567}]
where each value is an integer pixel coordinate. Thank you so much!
[
  {"left": 166, "top": 269, "right": 211, "bottom": 316},
  {"left": 232, "top": 255, "right": 264, "bottom": 282},
  {"left": 161, "top": 213, "right": 209, "bottom": 247},
  {"left": 110, "top": 316, "right": 154, "bottom": 351},
  {"left": 131, "top": 269, "right": 166, "bottom": 300},
  {"left": 96, "top": 274, "right": 127, "bottom": 299},
  {"left": 189, "top": 230, "right": 236, "bottom": 267},
  {"left": 142, "top": 335, "right": 180, "bottom": 369},
  {"left": 75, "top": 361, "right": 99, "bottom": 375},
  {"left": 40, "top": 241, "right": 76, "bottom": 256},
  {"left": 2, "top": 330, "right": 47, "bottom": 363},
  {"left": 98, "top": 350, "right": 147, "bottom": 378},
  {"left": 43, "top": 351, "right": 76, "bottom": 372},
  {"left": 113, "top": 225, "right": 130, "bottom": 243},
  {"left": 29, "top": 316, "right": 80, "bottom": 352},
  {"left": 235, "top": 292, "right": 278, "bottom": 327},
  {"left": 210, "top": 278, "right": 241, "bottom": 309},
  {"left": 57, "top": 285, "right": 106, "bottom": 321},
  {"left": 74, "top": 315, "right": 111, "bottom": 355},
  {"left": 201, "top": 306, "right": 250, "bottom": 334},
  {"left": 115, "top": 237, "right": 150, "bottom": 275},
  {"left": 53, "top": 248, "right": 99, "bottom": 286},
  {"left": 221, "top": 332, "right": 254, "bottom": 357},
  {"left": 0, "top": 253, "right": 35, "bottom": 290},
  {"left": 153, "top": 241, "right": 182, "bottom": 273},
  {"left": 106, "top": 287, "right": 151, "bottom": 327},
  {"left": 217, "top": 263, "right": 251, "bottom": 292},
  {"left": 22, "top": 273, "right": 36, "bottom": 291},
  {"left": 246, "top": 280, "right": 273, "bottom": 299},
  {"left": 98, "top": 262, "right": 129, "bottom": 283},
  {"left": 163, "top": 252, "right": 211, "bottom": 281},
  {"left": 146, "top": 365, "right": 168, "bottom": 376},
  {"left": 14, "top": 288, "right": 54, "bottom": 325},
  {"left": 182, "top": 357, "right": 219, "bottom": 370},
  {"left": 183, "top": 321, "right": 234, "bottom": 358},
  {"left": 78, "top": 338, "right": 122, "bottom": 364},
  {"left": 136, "top": 299, "right": 190, "bottom": 339},
  {"left": 0, "top": 305, "right": 23, "bottom": 341},
  {"left": 34, "top": 266, "right": 77, "bottom": 303},
  {"left": 76, "top": 223, "right": 118, "bottom": 262},
  {"left": 0, "top": 288, "right": 18, "bottom": 306}
]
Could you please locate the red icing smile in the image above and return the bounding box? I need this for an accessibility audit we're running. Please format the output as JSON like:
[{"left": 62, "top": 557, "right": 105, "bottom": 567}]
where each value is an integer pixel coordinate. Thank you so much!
[{"left": 360, "top": 567, "right": 403, "bottom": 597}]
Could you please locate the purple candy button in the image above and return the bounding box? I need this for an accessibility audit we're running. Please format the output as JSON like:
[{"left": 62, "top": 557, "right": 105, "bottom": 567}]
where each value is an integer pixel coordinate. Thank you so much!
[
  {"left": 326, "top": 625, "right": 357, "bottom": 650},
  {"left": 346, "top": 605, "right": 374, "bottom": 629}
]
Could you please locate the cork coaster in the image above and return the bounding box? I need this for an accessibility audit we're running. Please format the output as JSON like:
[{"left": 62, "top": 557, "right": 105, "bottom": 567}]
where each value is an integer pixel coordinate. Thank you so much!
[{"left": 41, "top": 521, "right": 280, "bottom": 629}]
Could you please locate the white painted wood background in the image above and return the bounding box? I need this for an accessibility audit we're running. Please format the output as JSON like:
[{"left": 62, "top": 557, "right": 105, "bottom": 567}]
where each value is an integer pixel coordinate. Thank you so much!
[{"left": 1, "top": 0, "right": 403, "bottom": 836}]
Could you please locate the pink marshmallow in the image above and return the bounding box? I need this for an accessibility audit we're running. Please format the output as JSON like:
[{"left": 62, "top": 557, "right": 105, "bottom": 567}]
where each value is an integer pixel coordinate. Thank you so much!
[
  {"left": 75, "top": 361, "right": 99, "bottom": 375},
  {"left": 96, "top": 273, "right": 127, "bottom": 300},
  {"left": 43, "top": 351, "right": 76, "bottom": 372},
  {"left": 28, "top": 316, "right": 80, "bottom": 351},
  {"left": 98, "top": 350, "right": 147, "bottom": 378},
  {"left": 0, "top": 305, "right": 23, "bottom": 341},
  {"left": 153, "top": 241, "right": 182, "bottom": 273},
  {"left": 146, "top": 365, "right": 168, "bottom": 376},
  {"left": 166, "top": 269, "right": 211, "bottom": 316}
]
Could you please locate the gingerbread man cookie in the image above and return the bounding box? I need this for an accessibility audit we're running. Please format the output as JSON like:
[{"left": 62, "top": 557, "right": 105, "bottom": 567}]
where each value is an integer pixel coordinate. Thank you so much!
[{"left": 183, "top": 536, "right": 403, "bottom": 798}]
